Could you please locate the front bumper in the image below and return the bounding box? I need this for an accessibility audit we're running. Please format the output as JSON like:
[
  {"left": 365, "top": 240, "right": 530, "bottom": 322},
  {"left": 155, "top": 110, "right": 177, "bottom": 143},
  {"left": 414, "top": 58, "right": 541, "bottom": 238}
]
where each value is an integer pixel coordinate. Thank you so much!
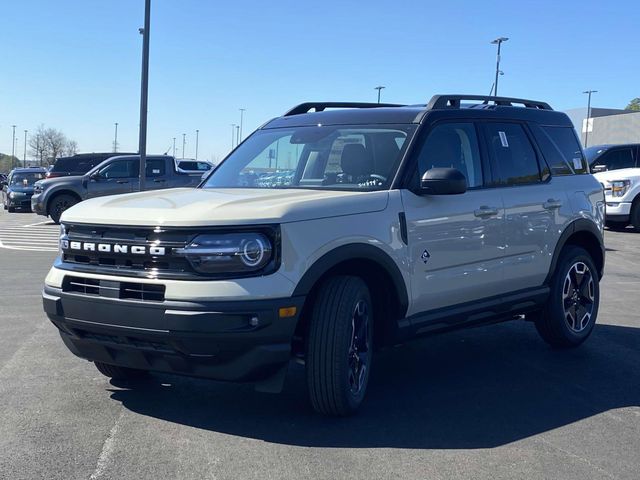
[
  {"left": 31, "top": 193, "right": 46, "bottom": 215},
  {"left": 43, "top": 286, "right": 305, "bottom": 385},
  {"left": 6, "top": 194, "right": 33, "bottom": 210},
  {"left": 604, "top": 201, "right": 632, "bottom": 223}
]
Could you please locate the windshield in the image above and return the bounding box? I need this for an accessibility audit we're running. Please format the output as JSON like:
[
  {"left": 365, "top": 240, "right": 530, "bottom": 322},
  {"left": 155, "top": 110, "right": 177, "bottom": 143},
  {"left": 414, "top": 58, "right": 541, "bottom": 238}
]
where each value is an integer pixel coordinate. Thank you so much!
[
  {"left": 10, "top": 172, "right": 45, "bottom": 186},
  {"left": 584, "top": 146, "right": 608, "bottom": 165},
  {"left": 202, "top": 125, "right": 414, "bottom": 191}
]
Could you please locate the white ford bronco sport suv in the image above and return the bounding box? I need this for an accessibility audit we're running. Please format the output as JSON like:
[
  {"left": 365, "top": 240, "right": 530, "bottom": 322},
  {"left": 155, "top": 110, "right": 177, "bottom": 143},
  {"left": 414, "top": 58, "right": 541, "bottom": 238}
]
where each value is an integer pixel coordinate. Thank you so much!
[{"left": 43, "top": 95, "right": 605, "bottom": 416}]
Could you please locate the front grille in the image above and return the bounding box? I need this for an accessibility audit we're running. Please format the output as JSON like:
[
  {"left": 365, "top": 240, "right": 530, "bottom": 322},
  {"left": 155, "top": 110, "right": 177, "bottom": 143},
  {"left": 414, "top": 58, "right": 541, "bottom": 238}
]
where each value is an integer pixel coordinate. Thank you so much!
[
  {"left": 62, "top": 275, "right": 166, "bottom": 302},
  {"left": 60, "top": 224, "right": 195, "bottom": 278},
  {"left": 74, "top": 329, "right": 174, "bottom": 353}
]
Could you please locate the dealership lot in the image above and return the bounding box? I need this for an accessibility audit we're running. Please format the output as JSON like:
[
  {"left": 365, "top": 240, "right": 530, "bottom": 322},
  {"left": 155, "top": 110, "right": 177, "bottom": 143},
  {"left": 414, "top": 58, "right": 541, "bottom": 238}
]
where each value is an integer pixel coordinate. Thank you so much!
[{"left": 1, "top": 209, "right": 639, "bottom": 480}]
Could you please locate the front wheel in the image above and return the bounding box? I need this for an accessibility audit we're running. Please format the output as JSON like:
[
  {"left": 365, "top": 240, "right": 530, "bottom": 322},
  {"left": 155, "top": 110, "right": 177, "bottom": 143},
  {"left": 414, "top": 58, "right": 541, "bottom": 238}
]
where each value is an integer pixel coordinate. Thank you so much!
[
  {"left": 7, "top": 206, "right": 15, "bottom": 213},
  {"left": 306, "top": 276, "right": 373, "bottom": 416},
  {"left": 49, "top": 194, "right": 78, "bottom": 224},
  {"left": 535, "top": 246, "right": 600, "bottom": 348}
]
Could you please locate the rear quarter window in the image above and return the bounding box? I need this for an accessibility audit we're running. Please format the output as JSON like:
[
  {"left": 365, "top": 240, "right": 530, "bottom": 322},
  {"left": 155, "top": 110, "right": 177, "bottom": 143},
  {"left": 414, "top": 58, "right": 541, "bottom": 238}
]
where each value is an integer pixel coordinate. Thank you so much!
[{"left": 531, "top": 125, "right": 587, "bottom": 175}]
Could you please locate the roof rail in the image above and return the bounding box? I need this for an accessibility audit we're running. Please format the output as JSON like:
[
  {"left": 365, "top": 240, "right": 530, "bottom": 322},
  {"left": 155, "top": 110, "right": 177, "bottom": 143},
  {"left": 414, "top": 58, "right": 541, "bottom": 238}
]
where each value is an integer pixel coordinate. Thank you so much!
[
  {"left": 427, "top": 95, "right": 553, "bottom": 111},
  {"left": 284, "top": 102, "right": 406, "bottom": 116}
]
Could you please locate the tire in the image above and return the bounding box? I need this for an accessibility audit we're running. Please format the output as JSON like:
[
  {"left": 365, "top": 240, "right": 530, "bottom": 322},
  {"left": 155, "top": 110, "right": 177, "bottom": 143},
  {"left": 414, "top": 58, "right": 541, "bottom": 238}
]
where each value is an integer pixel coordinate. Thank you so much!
[
  {"left": 605, "top": 220, "right": 628, "bottom": 231},
  {"left": 535, "top": 246, "right": 600, "bottom": 348},
  {"left": 94, "top": 361, "right": 149, "bottom": 380},
  {"left": 631, "top": 198, "right": 640, "bottom": 231},
  {"left": 49, "top": 194, "right": 78, "bottom": 224},
  {"left": 306, "top": 275, "right": 373, "bottom": 416},
  {"left": 7, "top": 206, "right": 15, "bottom": 213}
]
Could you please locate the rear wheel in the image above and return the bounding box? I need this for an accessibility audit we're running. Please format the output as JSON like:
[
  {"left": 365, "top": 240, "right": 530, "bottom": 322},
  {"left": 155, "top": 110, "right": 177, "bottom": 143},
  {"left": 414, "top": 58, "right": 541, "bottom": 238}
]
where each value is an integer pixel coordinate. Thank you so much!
[
  {"left": 535, "top": 246, "right": 599, "bottom": 348},
  {"left": 630, "top": 198, "right": 640, "bottom": 230},
  {"left": 306, "top": 276, "right": 373, "bottom": 416},
  {"left": 49, "top": 194, "right": 78, "bottom": 224},
  {"left": 94, "top": 361, "right": 149, "bottom": 380},
  {"left": 605, "top": 220, "right": 628, "bottom": 231}
]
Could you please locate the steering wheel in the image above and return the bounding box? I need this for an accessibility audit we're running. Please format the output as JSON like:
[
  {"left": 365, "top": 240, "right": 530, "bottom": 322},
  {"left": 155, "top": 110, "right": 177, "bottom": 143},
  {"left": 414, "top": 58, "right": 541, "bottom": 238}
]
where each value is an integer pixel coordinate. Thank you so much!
[{"left": 368, "top": 174, "right": 387, "bottom": 183}]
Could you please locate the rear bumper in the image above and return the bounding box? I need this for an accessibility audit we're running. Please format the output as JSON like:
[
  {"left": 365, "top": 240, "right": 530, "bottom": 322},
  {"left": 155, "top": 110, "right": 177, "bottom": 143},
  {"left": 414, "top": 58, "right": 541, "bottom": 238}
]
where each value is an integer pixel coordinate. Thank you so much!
[{"left": 43, "top": 286, "right": 305, "bottom": 384}]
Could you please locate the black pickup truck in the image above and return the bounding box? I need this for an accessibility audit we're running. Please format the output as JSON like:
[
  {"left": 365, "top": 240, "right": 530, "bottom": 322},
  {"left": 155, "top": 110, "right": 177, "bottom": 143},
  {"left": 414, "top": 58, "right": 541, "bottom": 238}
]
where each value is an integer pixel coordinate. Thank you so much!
[{"left": 31, "top": 155, "right": 203, "bottom": 223}]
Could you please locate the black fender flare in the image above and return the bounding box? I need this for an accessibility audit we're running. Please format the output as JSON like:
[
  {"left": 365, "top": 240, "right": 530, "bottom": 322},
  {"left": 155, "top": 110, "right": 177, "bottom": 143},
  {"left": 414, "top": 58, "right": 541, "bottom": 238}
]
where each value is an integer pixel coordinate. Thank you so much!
[
  {"left": 544, "top": 218, "right": 605, "bottom": 283},
  {"left": 292, "top": 243, "right": 409, "bottom": 318},
  {"left": 45, "top": 189, "right": 82, "bottom": 215}
]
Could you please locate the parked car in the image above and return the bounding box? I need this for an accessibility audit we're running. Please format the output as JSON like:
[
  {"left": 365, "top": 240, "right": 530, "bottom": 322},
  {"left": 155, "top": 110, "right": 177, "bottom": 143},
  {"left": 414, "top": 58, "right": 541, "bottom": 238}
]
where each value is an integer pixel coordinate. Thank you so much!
[
  {"left": 1, "top": 167, "right": 47, "bottom": 212},
  {"left": 0, "top": 173, "right": 7, "bottom": 189},
  {"left": 585, "top": 143, "right": 640, "bottom": 173},
  {"left": 31, "top": 155, "right": 202, "bottom": 223},
  {"left": 175, "top": 159, "right": 213, "bottom": 174},
  {"left": 46, "top": 152, "right": 136, "bottom": 179},
  {"left": 43, "top": 95, "right": 604, "bottom": 416}
]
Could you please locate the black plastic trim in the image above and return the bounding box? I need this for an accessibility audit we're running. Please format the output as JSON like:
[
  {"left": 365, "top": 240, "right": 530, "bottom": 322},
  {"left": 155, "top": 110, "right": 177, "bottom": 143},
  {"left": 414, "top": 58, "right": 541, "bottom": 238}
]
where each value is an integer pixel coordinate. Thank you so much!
[
  {"left": 291, "top": 243, "right": 409, "bottom": 318},
  {"left": 544, "top": 219, "right": 605, "bottom": 283}
]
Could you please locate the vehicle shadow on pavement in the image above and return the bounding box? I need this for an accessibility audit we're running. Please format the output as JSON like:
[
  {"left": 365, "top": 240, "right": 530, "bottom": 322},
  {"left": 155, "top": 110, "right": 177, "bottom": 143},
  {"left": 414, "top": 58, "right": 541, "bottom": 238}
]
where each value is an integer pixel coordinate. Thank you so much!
[{"left": 108, "top": 321, "right": 640, "bottom": 449}]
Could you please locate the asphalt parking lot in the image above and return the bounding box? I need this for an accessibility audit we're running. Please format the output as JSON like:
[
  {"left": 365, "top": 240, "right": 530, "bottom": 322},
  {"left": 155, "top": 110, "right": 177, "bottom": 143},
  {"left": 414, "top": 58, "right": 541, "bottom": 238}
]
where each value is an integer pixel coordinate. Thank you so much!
[{"left": 0, "top": 209, "right": 638, "bottom": 480}]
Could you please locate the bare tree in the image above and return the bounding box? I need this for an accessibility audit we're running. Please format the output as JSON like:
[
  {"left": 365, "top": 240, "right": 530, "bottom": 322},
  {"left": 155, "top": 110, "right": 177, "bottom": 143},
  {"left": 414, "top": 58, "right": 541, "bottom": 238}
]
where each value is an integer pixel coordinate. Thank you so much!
[
  {"left": 64, "top": 140, "right": 78, "bottom": 156},
  {"left": 28, "top": 125, "right": 78, "bottom": 166}
]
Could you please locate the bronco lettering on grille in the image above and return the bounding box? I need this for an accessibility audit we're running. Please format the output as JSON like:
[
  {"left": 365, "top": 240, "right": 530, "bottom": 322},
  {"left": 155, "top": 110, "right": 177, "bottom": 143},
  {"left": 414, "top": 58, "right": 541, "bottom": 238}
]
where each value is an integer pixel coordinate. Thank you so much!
[{"left": 61, "top": 240, "right": 166, "bottom": 256}]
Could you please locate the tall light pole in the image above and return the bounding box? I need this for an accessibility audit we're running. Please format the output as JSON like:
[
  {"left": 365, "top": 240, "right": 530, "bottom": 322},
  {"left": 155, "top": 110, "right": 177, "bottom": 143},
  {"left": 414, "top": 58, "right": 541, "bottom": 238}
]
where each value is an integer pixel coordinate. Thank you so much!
[
  {"left": 195, "top": 129, "right": 199, "bottom": 160},
  {"left": 11, "top": 125, "right": 16, "bottom": 169},
  {"left": 236, "top": 125, "right": 240, "bottom": 147},
  {"left": 583, "top": 90, "right": 598, "bottom": 147},
  {"left": 182, "top": 133, "right": 186, "bottom": 158},
  {"left": 374, "top": 86, "right": 385, "bottom": 104},
  {"left": 172, "top": 137, "right": 176, "bottom": 157},
  {"left": 230, "top": 124, "right": 236, "bottom": 149},
  {"left": 491, "top": 37, "right": 508, "bottom": 96},
  {"left": 137, "top": 0, "right": 151, "bottom": 192},
  {"left": 23, "top": 130, "right": 28, "bottom": 165},
  {"left": 113, "top": 122, "right": 119, "bottom": 152},
  {"left": 239, "top": 108, "right": 246, "bottom": 142}
]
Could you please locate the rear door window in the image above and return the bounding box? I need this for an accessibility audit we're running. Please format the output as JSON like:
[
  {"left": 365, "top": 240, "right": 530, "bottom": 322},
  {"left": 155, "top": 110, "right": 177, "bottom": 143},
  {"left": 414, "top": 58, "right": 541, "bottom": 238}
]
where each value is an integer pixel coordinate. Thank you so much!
[
  {"left": 482, "top": 123, "right": 541, "bottom": 185},
  {"left": 145, "top": 159, "right": 166, "bottom": 177}
]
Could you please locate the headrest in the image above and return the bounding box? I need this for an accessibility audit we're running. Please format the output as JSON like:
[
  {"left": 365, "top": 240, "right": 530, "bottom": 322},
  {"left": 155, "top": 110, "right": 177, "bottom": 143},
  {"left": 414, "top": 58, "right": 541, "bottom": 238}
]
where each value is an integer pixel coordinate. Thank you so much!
[{"left": 341, "top": 144, "right": 373, "bottom": 176}]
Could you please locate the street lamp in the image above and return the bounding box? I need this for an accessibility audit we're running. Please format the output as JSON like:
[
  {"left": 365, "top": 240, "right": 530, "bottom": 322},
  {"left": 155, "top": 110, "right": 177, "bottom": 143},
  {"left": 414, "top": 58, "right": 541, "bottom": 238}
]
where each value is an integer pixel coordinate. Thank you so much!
[
  {"left": 374, "top": 86, "right": 385, "bottom": 104},
  {"left": 236, "top": 125, "right": 240, "bottom": 147},
  {"left": 182, "top": 133, "right": 186, "bottom": 159},
  {"left": 239, "top": 108, "right": 246, "bottom": 142},
  {"left": 195, "top": 129, "right": 199, "bottom": 160},
  {"left": 23, "top": 130, "right": 28, "bottom": 164},
  {"left": 113, "top": 122, "right": 119, "bottom": 152},
  {"left": 11, "top": 125, "right": 16, "bottom": 169},
  {"left": 583, "top": 90, "right": 598, "bottom": 147},
  {"left": 490, "top": 37, "right": 509, "bottom": 96},
  {"left": 230, "top": 124, "right": 236, "bottom": 149},
  {"left": 172, "top": 137, "right": 176, "bottom": 157},
  {"left": 137, "top": 0, "right": 151, "bottom": 192}
]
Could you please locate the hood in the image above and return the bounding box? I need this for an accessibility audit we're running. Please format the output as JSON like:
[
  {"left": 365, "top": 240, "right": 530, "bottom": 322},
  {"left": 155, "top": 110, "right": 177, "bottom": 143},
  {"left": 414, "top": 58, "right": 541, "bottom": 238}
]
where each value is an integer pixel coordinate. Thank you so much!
[
  {"left": 8, "top": 185, "right": 35, "bottom": 194},
  {"left": 61, "top": 188, "right": 389, "bottom": 226},
  {"left": 37, "top": 175, "right": 84, "bottom": 189},
  {"left": 593, "top": 168, "right": 640, "bottom": 183}
]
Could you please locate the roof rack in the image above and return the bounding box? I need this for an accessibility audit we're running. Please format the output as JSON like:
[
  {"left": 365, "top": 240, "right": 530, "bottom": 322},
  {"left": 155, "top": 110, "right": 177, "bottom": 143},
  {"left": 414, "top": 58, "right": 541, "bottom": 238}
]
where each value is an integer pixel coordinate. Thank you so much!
[
  {"left": 427, "top": 95, "right": 553, "bottom": 111},
  {"left": 284, "top": 102, "right": 406, "bottom": 116}
]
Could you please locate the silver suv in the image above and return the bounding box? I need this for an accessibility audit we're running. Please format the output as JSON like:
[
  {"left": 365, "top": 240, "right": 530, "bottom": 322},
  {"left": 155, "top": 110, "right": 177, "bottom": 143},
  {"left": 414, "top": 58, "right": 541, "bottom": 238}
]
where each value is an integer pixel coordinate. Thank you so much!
[{"left": 43, "top": 95, "right": 605, "bottom": 416}]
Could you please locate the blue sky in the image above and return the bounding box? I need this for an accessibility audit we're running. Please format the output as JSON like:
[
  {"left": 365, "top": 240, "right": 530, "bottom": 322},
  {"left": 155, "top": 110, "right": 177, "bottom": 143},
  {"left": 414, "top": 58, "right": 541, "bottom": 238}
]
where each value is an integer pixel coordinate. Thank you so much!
[{"left": 1, "top": 0, "right": 638, "bottom": 161}]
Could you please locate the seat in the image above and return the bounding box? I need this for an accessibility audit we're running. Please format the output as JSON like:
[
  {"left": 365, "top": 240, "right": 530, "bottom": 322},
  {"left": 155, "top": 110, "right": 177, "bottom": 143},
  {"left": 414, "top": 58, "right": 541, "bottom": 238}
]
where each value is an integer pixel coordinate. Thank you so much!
[{"left": 340, "top": 144, "right": 374, "bottom": 178}]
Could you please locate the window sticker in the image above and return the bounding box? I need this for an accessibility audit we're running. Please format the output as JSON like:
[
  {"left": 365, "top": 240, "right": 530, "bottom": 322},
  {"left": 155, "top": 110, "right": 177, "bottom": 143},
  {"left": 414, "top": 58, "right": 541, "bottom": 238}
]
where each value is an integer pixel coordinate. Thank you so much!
[
  {"left": 572, "top": 158, "right": 582, "bottom": 170},
  {"left": 498, "top": 131, "right": 509, "bottom": 148}
]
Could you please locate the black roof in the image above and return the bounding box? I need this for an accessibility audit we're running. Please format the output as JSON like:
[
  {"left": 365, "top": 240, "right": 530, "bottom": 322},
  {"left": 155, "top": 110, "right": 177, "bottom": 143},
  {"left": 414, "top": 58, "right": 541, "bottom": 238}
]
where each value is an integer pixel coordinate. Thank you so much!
[
  {"left": 10, "top": 167, "right": 47, "bottom": 173},
  {"left": 264, "top": 94, "right": 573, "bottom": 129}
]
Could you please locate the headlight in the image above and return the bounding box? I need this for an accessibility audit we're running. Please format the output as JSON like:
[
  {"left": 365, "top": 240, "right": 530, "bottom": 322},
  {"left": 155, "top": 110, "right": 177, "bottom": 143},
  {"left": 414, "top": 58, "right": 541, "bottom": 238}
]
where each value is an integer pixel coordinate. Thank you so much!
[
  {"left": 175, "top": 232, "right": 275, "bottom": 274},
  {"left": 33, "top": 184, "right": 43, "bottom": 194},
  {"left": 59, "top": 224, "right": 67, "bottom": 255},
  {"left": 610, "top": 180, "right": 631, "bottom": 198},
  {"left": 9, "top": 192, "right": 15, "bottom": 199}
]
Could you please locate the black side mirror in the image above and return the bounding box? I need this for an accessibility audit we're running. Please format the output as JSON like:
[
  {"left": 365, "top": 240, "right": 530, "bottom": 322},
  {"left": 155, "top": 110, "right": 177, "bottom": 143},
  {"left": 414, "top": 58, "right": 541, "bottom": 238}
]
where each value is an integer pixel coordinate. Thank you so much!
[{"left": 420, "top": 167, "right": 467, "bottom": 195}]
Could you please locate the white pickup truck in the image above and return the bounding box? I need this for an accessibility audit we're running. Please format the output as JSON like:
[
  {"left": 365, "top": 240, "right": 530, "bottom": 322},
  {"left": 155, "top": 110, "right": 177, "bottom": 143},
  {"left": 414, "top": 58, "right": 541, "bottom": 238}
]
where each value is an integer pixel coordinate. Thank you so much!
[{"left": 587, "top": 144, "right": 640, "bottom": 230}]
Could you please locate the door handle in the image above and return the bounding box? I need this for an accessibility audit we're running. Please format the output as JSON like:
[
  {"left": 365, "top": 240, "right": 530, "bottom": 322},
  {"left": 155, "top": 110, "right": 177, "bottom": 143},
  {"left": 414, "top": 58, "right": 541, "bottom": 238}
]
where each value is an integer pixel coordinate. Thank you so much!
[
  {"left": 543, "top": 199, "right": 562, "bottom": 210},
  {"left": 474, "top": 206, "right": 499, "bottom": 218},
  {"left": 116, "top": 180, "right": 129, "bottom": 184}
]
